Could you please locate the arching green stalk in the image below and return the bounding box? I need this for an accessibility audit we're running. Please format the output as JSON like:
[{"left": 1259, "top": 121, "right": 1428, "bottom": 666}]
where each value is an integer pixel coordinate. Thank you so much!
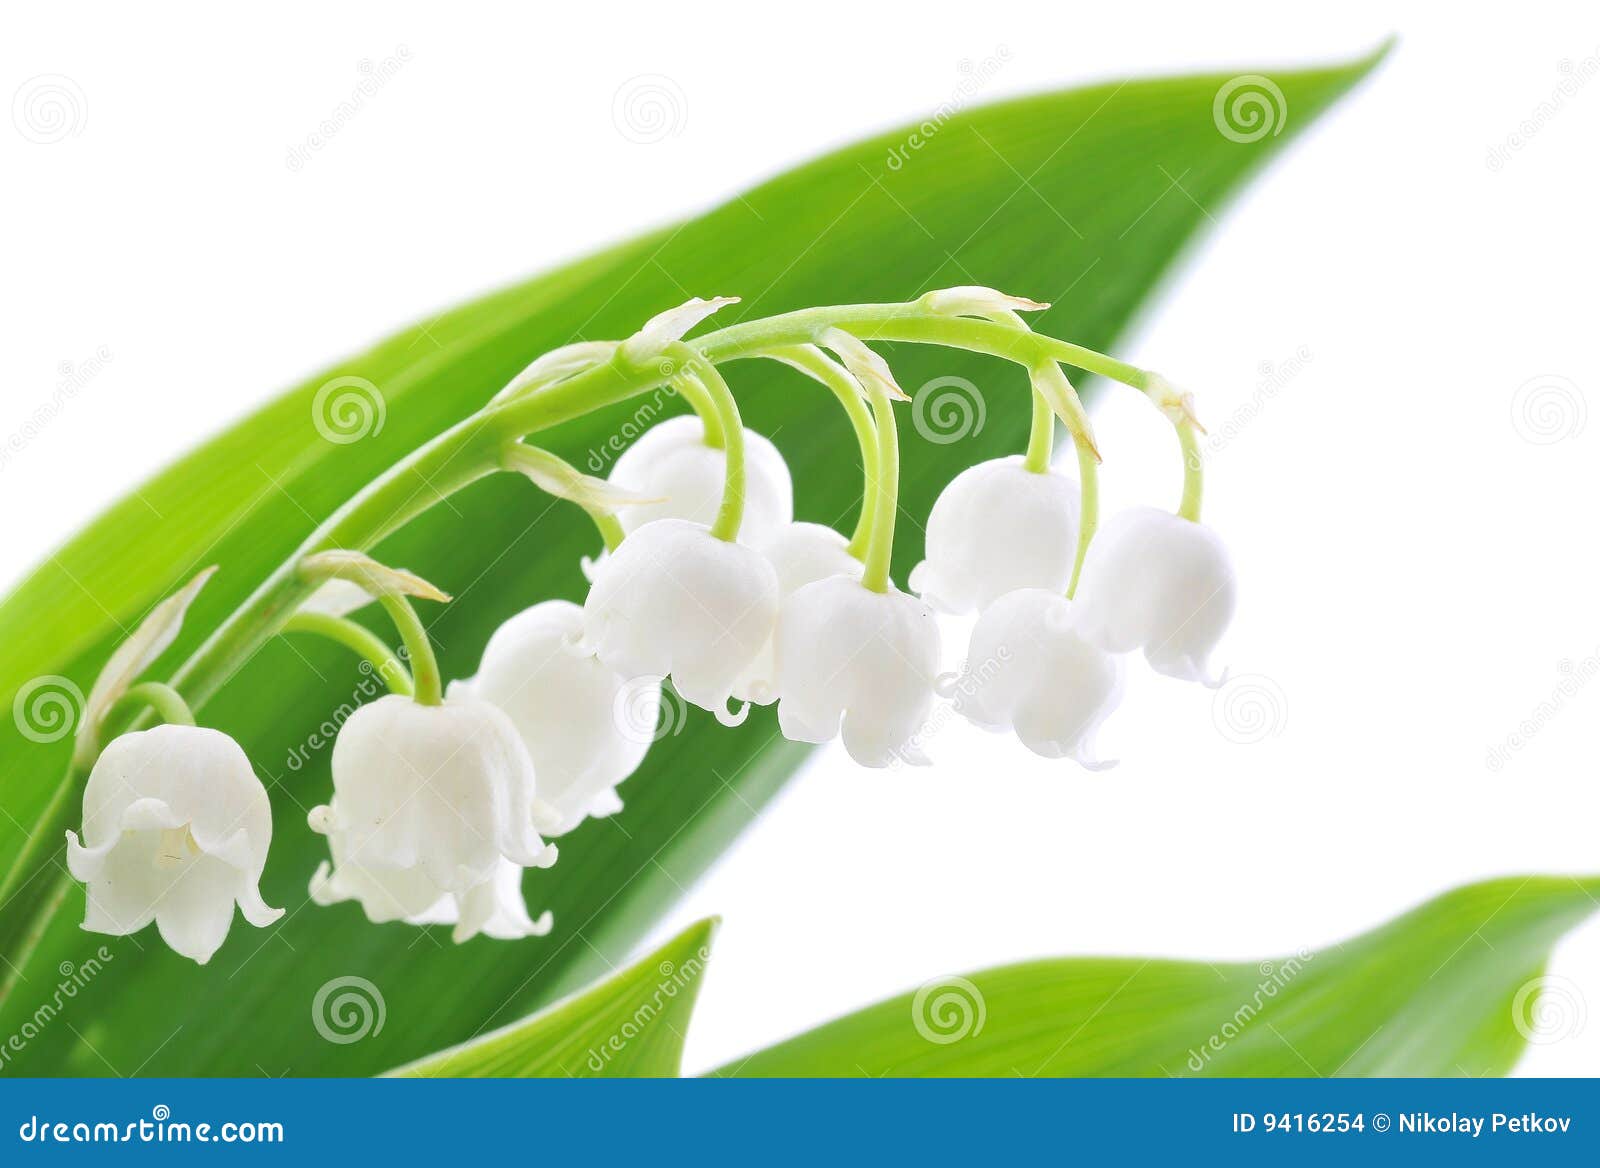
[
  {"left": 500, "top": 441, "right": 633, "bottom": 552},
  {"left": 860, "top": 379, "right": 901, "bottom": 594},
  {"left": 1176, "top": 421, "right": 1204, "bottom": 522},
  {"left": 1022, "top": 387, "right": 1055, "bottom": 474},
  {"left": 665, "top": 344, "right": 746, "bottom": 542},
  {"left": 765, "top": 345, "right": 880, "bottom": 559},
  {"left": 1067, "top": 439, "right": 1099, "bottom": 599},
  {"left": 109, "top": 681, "right": 196, "bottom": 728},
  {"left": 671, "top": 366, "right": 727, "bottom": 449},
  {"left": 282, "top": 612, "right": 414, "bottom": 697},
  {"left": 377, "top": 595, "right": 442, "bottom": 706},
  {"left": 3, "top": 296, "right": 1192, "bottom": 983}
]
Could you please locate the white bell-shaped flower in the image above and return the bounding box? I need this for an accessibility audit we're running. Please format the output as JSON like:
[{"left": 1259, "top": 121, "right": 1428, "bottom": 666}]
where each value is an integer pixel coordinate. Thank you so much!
[
  {"left": 607, "top": 415, "right": 793, "bottom": 547},
  {"left": 450, "top": 599, "right": 656, "bottom": 837},
  {"left": 775, "top": 576, "right": 940, "bottom": 767},
  {"left": 1072, "top": 507, "right": 1236, "bottom": 683},
  {"left": 952, "top": 589, "right": 1122, "bottom": 766},
  {"left": 419, "top": 859, "right": 553, "bottom": 942},
  {"left": 734, "top": 522, "right": 864, "bottom": 705},
  {"left": 307, "top": 693, "right": 556, "bottom": 930},
  {"left": 313, "top": 848, "right": 551, "bottom": 944},
  {"left": 909, "top": 456, "right": 1079, "bottom": 614},
  {"left": 65, "top": 724, "right": 282, "bottom": 964},
  {"left": 584, "top": 517, "right": 778, "bottom": 719}
]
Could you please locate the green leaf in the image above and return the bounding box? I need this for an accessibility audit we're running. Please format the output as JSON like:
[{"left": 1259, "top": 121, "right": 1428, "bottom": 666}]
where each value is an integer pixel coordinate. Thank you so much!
[
  {"left": 713, "top": 876, "right": 1600, "bottom": 1078},
  {"left": 391, "top": 918, "right": 715, "bottom": 1078},
  {"left": 0, "top": 50, "right": 1385, "bottom": 1075}
]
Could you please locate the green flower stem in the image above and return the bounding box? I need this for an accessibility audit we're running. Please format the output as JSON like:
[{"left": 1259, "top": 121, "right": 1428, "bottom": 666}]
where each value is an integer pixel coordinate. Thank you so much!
[
  {"left": 3, "top": 297, "right": 1165, "bottom": 975},
  {"left": 664, "top": 344, "right": 746, "bottom": 542},
  {"left": 1176, "top": 420, "right": 1204, "bottom": 522},
  {"left": 860, "top": 377, "right": 901, "bottom": 594},
  {"left": 500, "top": 441, "right": 628, "bottom": 552},
  {"left": 110, "top": 681, "right": 197, "bottom": 728},
  {"left": 281, "top": 612, "right": 414, "bottom": 697},
  {"left": 1022, "top": 387, "right": 1055, "bottom": 473},
  {"left": 668, "top": 363, "right": 727, "bottom": 450},
  {"left": 167, "top": 414, "right": 503, "bottom": 716},
  {"left": 764, "top": 346, "right": 880, "bottom": 559},
  {"left": 1068, "top": 438, "right": 1100, "bottom": 599},
  {"left": 593, "top": 510, "right": 626, "bottom": 552},
  {"left": 376, "top": 595, "right": 442, "bottom": 706}
]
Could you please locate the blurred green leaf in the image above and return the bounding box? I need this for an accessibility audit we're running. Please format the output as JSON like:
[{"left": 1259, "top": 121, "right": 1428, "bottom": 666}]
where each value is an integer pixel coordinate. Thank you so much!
[
  {"left": 714, "top": 876, "right": 1600, "bottom": 1077},
  {"left": 392, "top": 918, "right": 715, "bottom": 1078},
  {"left": 0, "top": 51, "right": 1384, "bottom": 1074}
]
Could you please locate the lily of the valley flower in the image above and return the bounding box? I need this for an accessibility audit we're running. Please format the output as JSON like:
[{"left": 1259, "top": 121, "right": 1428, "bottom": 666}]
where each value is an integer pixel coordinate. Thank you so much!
[
  {"left": 451, "top": 599, "right": 656, "bottom": 836},
  {"left": 584, "top": 517, "right": 778, "bottom": 720},
  {"left": 734, "top": 522, "right": 864, "bottom": 705},
  {"left": 66, "top": 724, "right": 282, "bottom": 964},
  {"left": 775, "top": 576, "right": 940, "bottom": 767},
  {"left": 910, "top": 455, "right": 1080, "bottom": 614},
  {"left": 606, "top": 415, "right": 793, "bottom": 547},
  {"left": 307, "top": 693, "right": 556, "bottom": 936},
  {"left": 312, "top": 848, "right": 550, "bottom": 944},
  {"left": 1071, "top": 507, "right": 1236, "bottom": 683},
  {"left": 410, "top": 858, "right": 553, "bottom": 942},
  {"left": 952, "top": 589, "right": 1122, "bottom": 766}
]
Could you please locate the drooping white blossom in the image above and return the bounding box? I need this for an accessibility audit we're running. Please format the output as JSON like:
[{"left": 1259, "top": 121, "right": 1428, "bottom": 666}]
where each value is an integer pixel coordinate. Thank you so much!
[
  {"left": 584, "top": 518, "right": 779, "bottom": 720},
  {"left": 734, "top": 522, "right": 864, "bottom": 705},
  {"left": 909, "top": 456, "right": 1080, "bottom": 614},
  {"left": 451, "top": 599, "right": 656, "bottom": 836},
  {"left": 1071, "top": 507, "right": 1236, "bottom": 683},
  {"left": 775, "top": 576, "right": 941, "bottom": 767},
  {"left": 66, "top": 724, "right": 282, "bottom": 964},
  {"left": 606, "top": 415, "right": 793, "bottom": 547},
  {"left": 307, "top": 693, "right": 556, "bottom": 935},
  {"left": 952, "top": 589, "right": 1122, "bottom": 766},
  {"left": 313, "top": 848, "right": 551, "bottom": 944}
]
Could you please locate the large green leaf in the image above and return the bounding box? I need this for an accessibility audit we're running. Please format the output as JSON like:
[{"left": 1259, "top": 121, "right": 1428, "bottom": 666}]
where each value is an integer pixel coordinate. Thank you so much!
[
  {"left": 0, "top": 52, "right": 1384, "bottom": 1075},
  {"left": 392, "top": 918, "right": 715, "bottom": 1078},
  {"left": 714, "top": 876, "right": 1600, "bottom": 1077}
]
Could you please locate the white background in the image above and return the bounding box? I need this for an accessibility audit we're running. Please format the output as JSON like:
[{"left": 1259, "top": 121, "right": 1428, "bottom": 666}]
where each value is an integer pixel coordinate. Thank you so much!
[{"left": 5, "top": 2, "right": 1598, "bottom": 1076}]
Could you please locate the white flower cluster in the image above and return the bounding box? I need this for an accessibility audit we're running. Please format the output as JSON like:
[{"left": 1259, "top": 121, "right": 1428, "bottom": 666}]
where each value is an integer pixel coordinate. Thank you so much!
[
  {"left": 59, "top": 290, "right": 1234, "bottom": 965},
  {"left": 928, "top": 466, "right": 1236, "bottom": 767}
]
